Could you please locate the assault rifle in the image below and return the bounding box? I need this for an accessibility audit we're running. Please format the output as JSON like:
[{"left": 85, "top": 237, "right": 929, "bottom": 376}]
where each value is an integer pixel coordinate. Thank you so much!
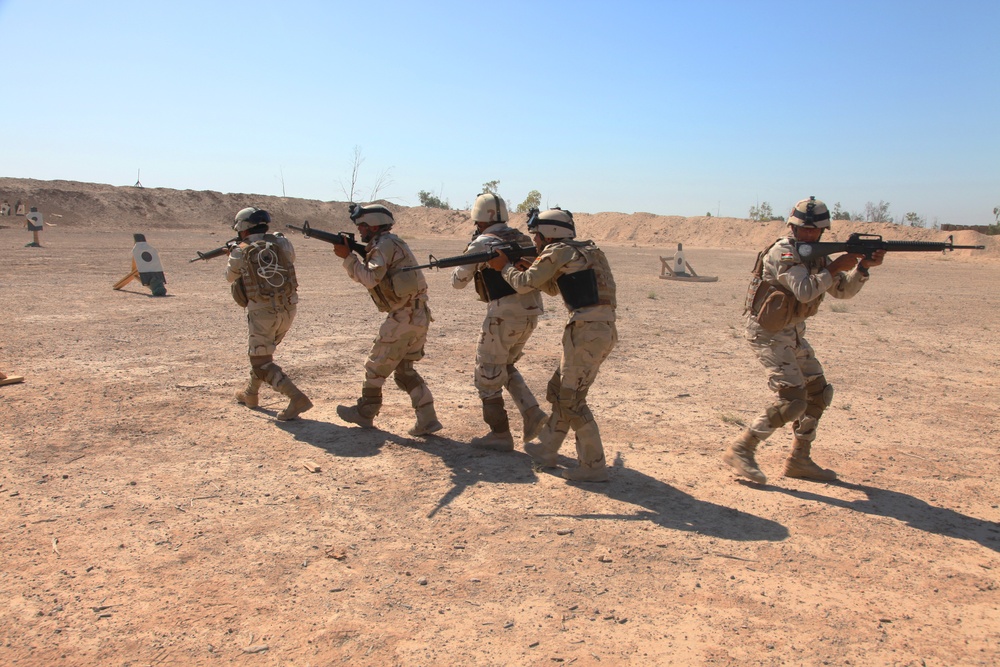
[
  {"left": 189, "top": 236, "right": 240, "bottom": 262},
  {"left": 402, "top": 241, "right": 538, "bottom": 272},
  {"left": 286, "top": 221, "right": 366, "bottom": 257},
  {"left": 796, "top": 233, "right": 984, "bottom": 261}
]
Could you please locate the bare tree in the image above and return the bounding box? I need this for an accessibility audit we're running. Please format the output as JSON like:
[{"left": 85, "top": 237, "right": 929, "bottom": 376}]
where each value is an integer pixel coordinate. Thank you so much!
[
  {"left": 864, "top": 200, "right": 893, "bottom": 223},
  {"left": 337, "top": 145, "right": 395, "bottom": 203},
  {"left": 368, "top": 166, "right": 394, "bottom": 202},
  {"left": 338, "top": 145, "right": 364, "bottom": 202}
]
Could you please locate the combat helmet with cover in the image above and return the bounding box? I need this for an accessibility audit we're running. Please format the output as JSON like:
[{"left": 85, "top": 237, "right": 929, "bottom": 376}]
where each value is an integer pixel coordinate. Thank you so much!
[
  {"left": 233, "top": 207, "right": 272, "bottom": 233},
  {"left": 527, "top": 207, "right": 575, "bottom": 239},
  {"left": 349, "top": 203, "right": 395, "bottom": 228},
  {"left": 787, "top": 196, "right": 831, "bottom": 230},
  {"left": 471, "top": 193, "right": 509, "bottom": 225}
]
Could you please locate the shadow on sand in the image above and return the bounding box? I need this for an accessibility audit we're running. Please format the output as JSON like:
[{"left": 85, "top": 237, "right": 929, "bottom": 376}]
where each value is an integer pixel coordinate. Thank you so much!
[
  {"left": 276, "top": 422, "right": 787, "bottom": 541},
  {"left": 537, "top": 454, "right": 789, "bottom": 542},
  {"left": 762, "top": 479, "right": 1000, "bottom": 553},
  {"left": 275, "top": 418, "right": 538, "bottom": 518}
]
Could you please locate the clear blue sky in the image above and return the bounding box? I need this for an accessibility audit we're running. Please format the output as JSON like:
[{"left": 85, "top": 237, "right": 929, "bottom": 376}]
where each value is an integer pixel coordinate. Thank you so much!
[{"left": 2, "top": 0, "right": 998, "bottom": 224}]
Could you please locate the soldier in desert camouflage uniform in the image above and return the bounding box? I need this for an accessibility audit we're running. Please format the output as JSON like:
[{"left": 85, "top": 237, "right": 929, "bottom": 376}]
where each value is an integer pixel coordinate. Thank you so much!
[
  {"left": 334, "top": 204, "right": 443, "bottom": 437},
  {"left": 488, "top": 208, "right": 617, "bottom": 482},
  {"left": 723, "top": 196, "right": 885, "bottom": 484},
  {"left": 452, "top": 192, "right": 547, "bottom": 451},
  {"left": 226, "top": 207, "right": 313, "bottom": 421}
]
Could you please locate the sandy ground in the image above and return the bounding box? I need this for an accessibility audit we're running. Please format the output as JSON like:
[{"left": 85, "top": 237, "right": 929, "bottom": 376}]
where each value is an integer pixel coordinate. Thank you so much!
[{"left": 1, "top": 196, "right": 999, "bottom": 665}]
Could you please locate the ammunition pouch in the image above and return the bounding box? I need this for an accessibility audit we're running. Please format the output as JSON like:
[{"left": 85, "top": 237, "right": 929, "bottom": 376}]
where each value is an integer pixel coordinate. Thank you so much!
[
  {"left": 557, "top": 269, "right": 600, "bottom": 310},
  {"left": 474, "top": 268, "right": 517, "bottom": 302},
  {"left": 745, "top": 243, "right": 821, "bottom": 331},
  {"left": 231, "top": 279, "right": 249, "bottom": 308}
]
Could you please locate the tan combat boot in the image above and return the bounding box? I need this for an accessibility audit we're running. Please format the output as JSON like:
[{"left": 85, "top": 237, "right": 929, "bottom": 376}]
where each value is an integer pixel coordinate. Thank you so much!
[
  {"left": 723, "top": 431, "right": 767, "bottom": 484},
  {"left": 337, "top": 388, "right": 381, "bottom": 428},
  {"left": 409, "top": 403, "right": 443, "bottom": 436},
  {"left": 524, "top": 440, "right": 559, "bottom": 468},
  {"left": 276, "top": 378, "right": 313, "bottom": 421},
  {"left": 522, "top": 406, "right": 547, "bottom": 442},
  {"left": 470, "top": 430, "right": 515, "bottom": 451},
  {"left": 783, "top": 438, "right": 837, "bottom": 480},
  {"left": 562, "top": 462, "right": 609, "bottom": 483},
  {"left": 475, "top": 396, "right": 511, "bottom": 449},
  {"left": 235, "top": 375, "right": 262, "bottom": 409}
]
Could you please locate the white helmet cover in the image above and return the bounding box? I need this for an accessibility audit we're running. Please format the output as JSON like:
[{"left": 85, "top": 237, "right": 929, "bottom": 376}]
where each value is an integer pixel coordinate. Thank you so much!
[
  {"left": 348, "top": 203, "right": 394, "bottom": 228},
  {"left": 788, "top": 197, "right": 831, "bottom": 229},
  {"left": 233, "top": 207, "right": 272, "bottom": 233},
  {"left": 471, "top": 193, "right": 509, "bottom": 224},
  {"left": 527, "top": 207, "right": 575, "bottom": 239}
]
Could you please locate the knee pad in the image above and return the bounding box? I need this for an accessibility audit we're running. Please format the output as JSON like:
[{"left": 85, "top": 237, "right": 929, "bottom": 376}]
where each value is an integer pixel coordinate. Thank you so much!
[
  {"left": 393, "top": 360, "right": 423, "bottom": 393},
  {"left": 766, "top": 386, "right": 808, "bottom": 429},
  {"left": 805, "top": 376, "right": 833, "bottom": 419}
]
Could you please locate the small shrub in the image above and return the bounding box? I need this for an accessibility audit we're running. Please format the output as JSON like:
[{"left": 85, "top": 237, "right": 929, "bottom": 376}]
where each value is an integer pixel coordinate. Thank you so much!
[
  {"left": 720, "top": 413, "right": 746, "bottom": 427},
  {"left": 417, "top": 190, "right": 450, "bottom": 209}
]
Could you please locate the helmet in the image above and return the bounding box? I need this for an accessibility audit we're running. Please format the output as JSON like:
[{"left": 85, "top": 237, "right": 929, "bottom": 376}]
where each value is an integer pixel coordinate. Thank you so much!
[
  {"left": 788, "top": 196, "right": 831, "bottom": 229},
  {"left": 471, "top": 193, "right": 509, "bottom": 224},
  {"left": 233, "top": 207, "right": 271, "bottom": 232},
  {"left": 526, "top": 207, "right": 575, "bottom": 239},
  {"left": 348, "top": 203, "right": 394, "bottom": 228}
]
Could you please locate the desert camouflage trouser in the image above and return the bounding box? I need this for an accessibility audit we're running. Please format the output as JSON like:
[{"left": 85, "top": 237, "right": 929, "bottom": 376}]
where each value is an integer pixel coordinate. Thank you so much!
[
  {"left": 474, "top": 315, "right": 540, "bottom": 416},
  {"left": 746, "top": 321, "right": 826, "bottom": 443},
  {"left": 536, "top": 320, "right": 617, "bottom": 467},
  {"left": 362, "top": 300, "right": 433, "bottom": 409},
  {"left": 246, "top": 302, "right": 296, "bottom": 357}
]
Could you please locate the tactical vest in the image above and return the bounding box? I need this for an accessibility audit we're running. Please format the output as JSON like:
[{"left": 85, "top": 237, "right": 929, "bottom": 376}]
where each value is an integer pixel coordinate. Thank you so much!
[
  {"left": 366, "top": 233, "right": 428, "bottom": 312},
  {"left": 745, "top": 238, "right": 823, "bottom": 332},
  {"left": 238, "top": 234, "right": 298, "bottom": 305},
  {"left": 556, "top": 240, "right": 616, "bottom": 311},
  {"left": 473, "top": 227, "right": 532, "bottom": 302}
]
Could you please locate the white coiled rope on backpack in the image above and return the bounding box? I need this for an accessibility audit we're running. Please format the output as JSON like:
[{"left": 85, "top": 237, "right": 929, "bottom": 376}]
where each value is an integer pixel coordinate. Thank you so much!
[{"left": 253, "top": 242, "right": 287, "bottom": 288}]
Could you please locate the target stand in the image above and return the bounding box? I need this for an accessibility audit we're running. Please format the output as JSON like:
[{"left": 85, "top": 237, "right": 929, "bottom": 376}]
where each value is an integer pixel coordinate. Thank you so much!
[
  {"left": 659, "top": 243, "right": 718, "bottom": 283},
  {"left": 114, "top": 234, "right": 168, "bottom": 296}
]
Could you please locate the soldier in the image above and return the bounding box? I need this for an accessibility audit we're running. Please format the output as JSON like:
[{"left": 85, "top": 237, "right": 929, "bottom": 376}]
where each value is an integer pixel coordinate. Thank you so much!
[
  {"left": 334, "top": 203, "right": 442, "bottom": 437},
  {"left": 452, "top": 193, "right": 547, "bottom": 451},
  {"left": 226, "top": 207, "right": 313, "bottom": 421},
  {"left": 487, "top": 208, "right": 617, "bottom": 482},
  {"left": 723, "top": 196, "right": 885, "bottom": 484}
]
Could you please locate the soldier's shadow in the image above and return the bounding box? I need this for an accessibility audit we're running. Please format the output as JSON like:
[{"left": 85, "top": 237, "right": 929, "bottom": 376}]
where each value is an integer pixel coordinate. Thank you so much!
[
  {"left": 274, "top": 417, "right": 401, "bottom": 458},
  {"left": 762, "top": 480, "right": 1000, "bottom": 553},
  {"left": 274, "top": 419, "right": 538, "bottom": 518},
  {"left": 536, "top": 454, "right": 788, "bottom": 542},
  {"left": 275, "top": 421, "right": 787, "bottom": 539}
]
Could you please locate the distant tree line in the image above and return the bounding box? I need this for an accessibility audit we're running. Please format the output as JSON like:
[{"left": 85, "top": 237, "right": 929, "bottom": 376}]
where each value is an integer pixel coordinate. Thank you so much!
[
  {"left": 749, "top": 199, "right": 935, "bottom": 229},
  {"left": 417, "top": 179, "right": 542, "bottom": 214}
]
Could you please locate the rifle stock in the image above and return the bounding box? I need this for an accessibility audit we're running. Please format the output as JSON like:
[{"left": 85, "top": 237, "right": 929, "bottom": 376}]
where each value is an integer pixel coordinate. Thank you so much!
[
  {"left": 797, "top": 233, "right": 985, "bottom": 261},
  {"left": 286, "top": 221, "right": 367, "bottom": 256}
]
